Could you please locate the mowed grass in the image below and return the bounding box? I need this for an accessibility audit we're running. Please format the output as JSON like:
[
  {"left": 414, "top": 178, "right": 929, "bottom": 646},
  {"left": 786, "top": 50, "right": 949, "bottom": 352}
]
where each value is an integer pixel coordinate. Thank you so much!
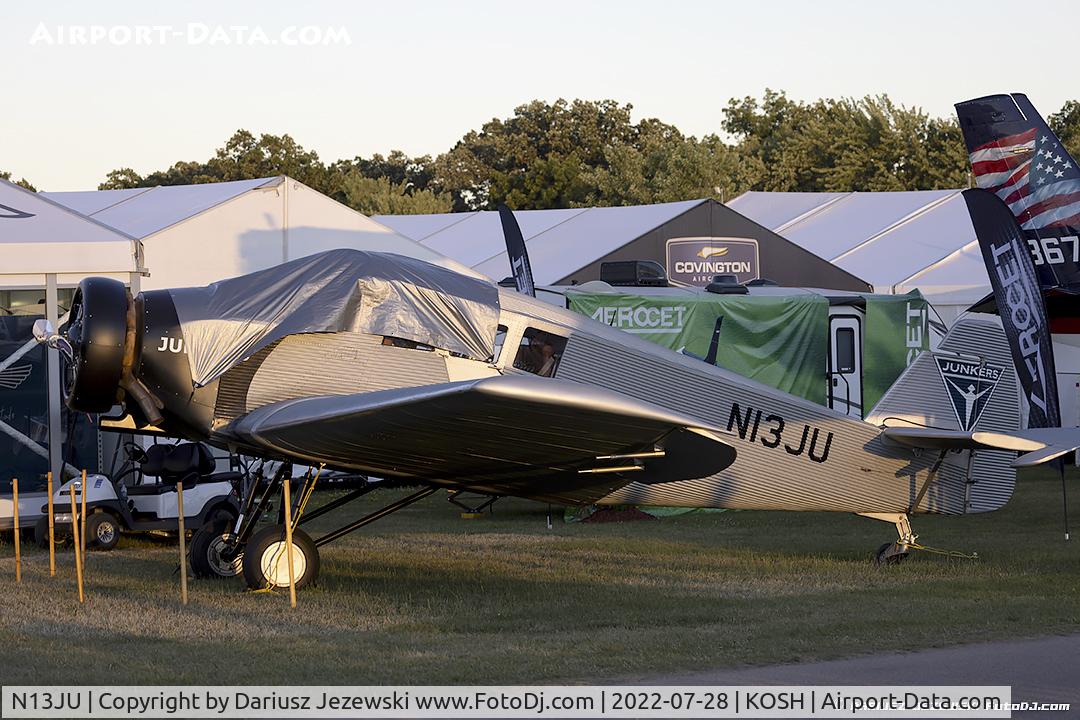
[{"left": 1, "top": 471, "right": 1079, "bottom": 685}]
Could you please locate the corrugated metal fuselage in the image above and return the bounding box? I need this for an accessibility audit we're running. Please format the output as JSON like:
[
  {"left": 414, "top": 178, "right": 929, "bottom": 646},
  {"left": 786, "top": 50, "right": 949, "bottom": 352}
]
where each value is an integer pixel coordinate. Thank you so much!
[{"left": 210, "top": 287, "right": 1019, "bottom": 516}]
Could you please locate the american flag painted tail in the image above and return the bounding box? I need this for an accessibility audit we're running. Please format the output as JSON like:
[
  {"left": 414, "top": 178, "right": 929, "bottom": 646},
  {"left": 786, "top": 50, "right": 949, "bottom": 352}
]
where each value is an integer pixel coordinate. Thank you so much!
[{"left": 956, "top": 94, "right": 1080, "bottom": 290}]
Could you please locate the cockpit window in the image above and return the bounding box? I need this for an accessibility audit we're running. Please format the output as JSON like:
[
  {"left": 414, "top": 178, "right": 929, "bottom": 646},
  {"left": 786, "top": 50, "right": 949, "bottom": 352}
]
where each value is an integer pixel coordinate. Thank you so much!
[
  {"left": 382, "top": 336, "right": 434, "bottom": 351},
  {"left": 512, "top": 328, "right": 568, "bottom": 377}
]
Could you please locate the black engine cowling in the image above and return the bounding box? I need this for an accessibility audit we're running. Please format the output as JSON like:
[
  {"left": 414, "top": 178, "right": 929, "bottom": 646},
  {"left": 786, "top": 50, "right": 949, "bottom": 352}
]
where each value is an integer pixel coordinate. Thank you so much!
[{"left": 65, "top": 277, "right": 129, "bottom": 412}]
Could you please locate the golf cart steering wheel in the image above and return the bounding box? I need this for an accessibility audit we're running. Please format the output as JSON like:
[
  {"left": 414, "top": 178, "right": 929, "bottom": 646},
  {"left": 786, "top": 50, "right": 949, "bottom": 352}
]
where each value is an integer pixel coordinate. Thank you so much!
[{"left": 123, "top": 441, "right": 148, "bottom": 464}]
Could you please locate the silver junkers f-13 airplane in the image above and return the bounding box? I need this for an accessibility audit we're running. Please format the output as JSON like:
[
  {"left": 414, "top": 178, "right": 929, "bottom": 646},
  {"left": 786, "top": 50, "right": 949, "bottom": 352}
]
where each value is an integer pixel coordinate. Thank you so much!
[{"left": 37, "top": 215, "right": 1077, "bottom": 589}]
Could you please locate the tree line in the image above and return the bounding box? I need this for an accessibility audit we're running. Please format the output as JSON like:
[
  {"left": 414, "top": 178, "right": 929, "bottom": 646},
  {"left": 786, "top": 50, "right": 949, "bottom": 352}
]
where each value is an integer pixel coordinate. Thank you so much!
[{"left": 7, "top": 92, "right": 1080, "bottom": 214}]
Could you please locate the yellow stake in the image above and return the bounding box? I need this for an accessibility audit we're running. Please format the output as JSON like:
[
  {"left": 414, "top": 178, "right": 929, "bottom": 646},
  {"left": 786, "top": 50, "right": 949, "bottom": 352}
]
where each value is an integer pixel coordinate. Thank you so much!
[
  {"left": 176, "top": 480, "right": 188, "bottom": 606},
  {"left": 70, "top": 484, "right": 84, "bottom": 604},
  {"left": 12, "top": 478, "right": 21, "bottom": 583},
  {"left": 282, "top": 478, "right": 297, "bottom": 608},
  {"left": 47, "top": 472, "right": 55, "bottom": 576},
  {"left": 80, "top": 469, "right": 87, "bottom": 557}
]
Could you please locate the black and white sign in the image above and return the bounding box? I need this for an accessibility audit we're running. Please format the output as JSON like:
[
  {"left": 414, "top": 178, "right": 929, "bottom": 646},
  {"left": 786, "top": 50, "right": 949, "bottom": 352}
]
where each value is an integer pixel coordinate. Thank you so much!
[
  {"left": 936, "top": 357, "right": 1004, "bottom": 431},
  {"left": 665, "top": 237, "right": 760, "bottom": 286}
]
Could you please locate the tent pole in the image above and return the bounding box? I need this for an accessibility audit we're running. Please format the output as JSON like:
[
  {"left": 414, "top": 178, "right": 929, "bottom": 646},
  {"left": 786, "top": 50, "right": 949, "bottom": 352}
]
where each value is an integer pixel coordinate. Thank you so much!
[
  {"left": 282, "top": 177, "right": 290, "bottom": 263},
  {"left": 45, "top": 273, "right": 63, "bottom": 482}
]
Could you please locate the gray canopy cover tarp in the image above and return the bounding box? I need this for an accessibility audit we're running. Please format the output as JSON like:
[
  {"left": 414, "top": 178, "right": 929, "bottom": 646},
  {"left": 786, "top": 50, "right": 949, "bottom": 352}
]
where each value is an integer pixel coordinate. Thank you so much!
[{"left": 168, "top": 249, "right": 501, "bottom": 387}]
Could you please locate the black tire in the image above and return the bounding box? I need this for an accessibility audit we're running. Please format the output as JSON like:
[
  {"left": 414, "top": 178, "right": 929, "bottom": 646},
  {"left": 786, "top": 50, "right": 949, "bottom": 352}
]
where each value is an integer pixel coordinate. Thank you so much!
[
  {"left": 874, "top": 541, "right": 909, "bottom": 566},
  {"left": 85, "top": 511, "right": 121, "bottom": 551},
  {"left": 34, "top": 516, "right": 71, "bottom": 548},
  {"left": 201, "top": 503, "right": 237, "bottom": 530},
  {"left": 242, "top": 525, "right": 320, "bottom": 591},
  {"left": 190, "top": 519, "right": 243, "bottom": 579},
  {"left": 34, "top": 517, "right": 53, "bottom": 549}
]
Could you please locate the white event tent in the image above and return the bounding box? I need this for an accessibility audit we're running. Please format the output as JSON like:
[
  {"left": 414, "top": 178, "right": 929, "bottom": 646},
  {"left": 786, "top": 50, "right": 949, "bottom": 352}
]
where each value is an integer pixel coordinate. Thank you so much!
[
  {"left": 44, "top": 176, "right": 472, "bottom": 290},
  {"left": 727, "top": 190, "right": 988, "bottom": 324},
  {"left": 0, "top": 177, "right": 145, "bottom": 511}
]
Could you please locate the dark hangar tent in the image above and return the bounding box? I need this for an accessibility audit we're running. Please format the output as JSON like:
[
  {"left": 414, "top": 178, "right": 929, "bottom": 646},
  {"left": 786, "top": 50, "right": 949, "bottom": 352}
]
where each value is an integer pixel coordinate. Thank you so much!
[{"left": 375, "top": 199, "right": 871, "bottom": 292}]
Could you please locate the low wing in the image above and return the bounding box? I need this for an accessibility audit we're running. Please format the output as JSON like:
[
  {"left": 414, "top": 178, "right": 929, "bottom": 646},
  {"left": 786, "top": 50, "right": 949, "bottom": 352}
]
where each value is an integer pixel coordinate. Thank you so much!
[
  {"left": 882, "top": 426, "right": 1080, "bottom": 468},
  {"left": 226, "top": 375, "right": 736, "bottom": 504}
]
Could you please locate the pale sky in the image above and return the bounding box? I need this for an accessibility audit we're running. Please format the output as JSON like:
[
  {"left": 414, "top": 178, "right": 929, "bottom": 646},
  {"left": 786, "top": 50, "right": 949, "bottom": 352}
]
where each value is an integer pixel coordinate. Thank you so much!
[{"left": 2, "top": 0, "right": 1077, "bottom": 191}]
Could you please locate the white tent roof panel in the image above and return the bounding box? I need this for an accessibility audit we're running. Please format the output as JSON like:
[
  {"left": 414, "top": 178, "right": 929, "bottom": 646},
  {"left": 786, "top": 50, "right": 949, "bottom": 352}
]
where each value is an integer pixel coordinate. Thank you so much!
[
  {"left": 373, "top": 212, "right": 477, "bottom": 243},
  {"left": 45, "top": 186, "right": 153, "bottom": 216},
  {"left": 45, "top": 177, "right": 279, "bottom": 239},
  {"left": 0, "top": 178, "right": 140, "bottom": 276},
  {"left": 438, "top": 208, "right": 586, "bottom": 267},
  {"left": 43, "top": 176, "right": 473, "bottom": 289},
  {"left": 778, "top": 190, "right": 956, "bottom": 261},
  {"left": 380, "top": 199, "right": 705, "bottom": 284},
  {"left": 472, "top": 200, "right": 704, "bottom": 284},
  {"left": 725, "top": 191, "right": 848, "bottom": 231},
  {"left": 831, "top": 193, "right": 988, "bottom": 290},
  {"left": 728, "top": 189, "right": 986, "bottom": 306}
]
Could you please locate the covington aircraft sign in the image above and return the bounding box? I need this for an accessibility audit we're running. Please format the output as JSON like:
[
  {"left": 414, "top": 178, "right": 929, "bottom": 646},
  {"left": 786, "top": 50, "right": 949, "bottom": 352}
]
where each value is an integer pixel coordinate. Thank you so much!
[{"left": 666, "top": 237, "right": 760, "bottom": 285}]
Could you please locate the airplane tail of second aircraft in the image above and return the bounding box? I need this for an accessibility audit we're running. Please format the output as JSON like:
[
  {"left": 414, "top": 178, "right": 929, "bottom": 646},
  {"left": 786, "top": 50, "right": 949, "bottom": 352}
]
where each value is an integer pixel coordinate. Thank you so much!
[{"left": 956, "top": 93, "right": 1080, "bottom": 289}]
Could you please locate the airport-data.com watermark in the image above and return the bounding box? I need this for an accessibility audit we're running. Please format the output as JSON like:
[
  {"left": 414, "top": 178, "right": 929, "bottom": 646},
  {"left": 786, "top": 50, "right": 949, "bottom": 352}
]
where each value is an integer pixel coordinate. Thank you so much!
[{"left": 28, "top": 23, "right": 352, "bottom": 47}]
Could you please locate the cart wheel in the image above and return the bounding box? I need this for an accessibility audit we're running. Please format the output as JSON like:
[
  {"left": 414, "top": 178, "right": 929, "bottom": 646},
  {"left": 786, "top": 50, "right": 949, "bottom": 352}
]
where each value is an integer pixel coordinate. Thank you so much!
[
  {"left": 242, "top": 525, "right": 320, "bottom": 590},
  {"left": 190, "top": 519, "right": 243, "bottom": 579},
  {"left": 86, "top": 512, "right": 121, "bottom": 551},
  {"left": 34, "top": 517, "right": 58, "bottom": 549}
]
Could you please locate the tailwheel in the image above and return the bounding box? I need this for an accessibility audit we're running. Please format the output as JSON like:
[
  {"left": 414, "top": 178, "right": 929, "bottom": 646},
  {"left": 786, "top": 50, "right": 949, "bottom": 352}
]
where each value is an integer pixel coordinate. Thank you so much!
[
  {"left": 242, "top": 524, "right": 320, "bottom": 590},
  {"left": 874, "top": 541, "right": 911, "bottom": 566},
  {"left": 190, "top": 519, "right": 244, "bottom": 579}
]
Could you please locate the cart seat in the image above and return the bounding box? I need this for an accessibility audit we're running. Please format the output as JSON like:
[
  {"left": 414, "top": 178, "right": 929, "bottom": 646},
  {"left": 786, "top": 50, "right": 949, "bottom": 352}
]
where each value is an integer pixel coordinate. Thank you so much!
[
  {"left": 141, "top": 442, "right": 217, "bottom": 487},
  {"left": 125, "top": 483, "right": 181, "bottom": 496}
]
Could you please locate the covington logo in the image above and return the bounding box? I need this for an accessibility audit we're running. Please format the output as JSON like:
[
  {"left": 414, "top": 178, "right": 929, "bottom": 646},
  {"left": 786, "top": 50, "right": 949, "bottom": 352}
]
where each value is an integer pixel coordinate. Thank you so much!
[
  {"left": 667, "top": 237, "right": 760, "bottom": 286},
  {"left": 935, "top": 357, "right": 1004, "bottom": 431},
  {"left": 0, "top": 203, "right": 35, "bottom": 219}
]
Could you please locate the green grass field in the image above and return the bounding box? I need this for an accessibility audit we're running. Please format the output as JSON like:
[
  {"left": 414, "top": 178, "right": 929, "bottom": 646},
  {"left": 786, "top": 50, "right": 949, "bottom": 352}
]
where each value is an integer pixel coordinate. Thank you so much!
[{"left": 1, "top": 472, "right": 1079, "bottom": 685}]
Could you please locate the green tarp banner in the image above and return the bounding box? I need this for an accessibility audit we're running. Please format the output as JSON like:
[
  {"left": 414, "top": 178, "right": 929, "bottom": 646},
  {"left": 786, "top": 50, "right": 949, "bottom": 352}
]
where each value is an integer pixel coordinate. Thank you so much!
[
  {"left": 567, "top": 289, "right": 928, "bottom": 416},
  {"left": 862, "top": 291, "right": 928, "bottom": 414},
  {"left": 566, "top": 291, "right": 829, "bottom": 405}
]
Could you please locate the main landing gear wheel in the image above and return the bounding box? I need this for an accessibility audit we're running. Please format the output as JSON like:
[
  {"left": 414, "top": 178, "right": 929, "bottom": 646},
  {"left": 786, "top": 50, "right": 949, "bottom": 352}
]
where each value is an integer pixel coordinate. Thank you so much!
[
  {"left": 242, "top": 524, "right": 320, "bottom": 590},
  {"left": 86, "top": 512, "right": 121, "bottom": 551},
  {"left": 190, "top": 519, "right": 243, "bottom": 579}
]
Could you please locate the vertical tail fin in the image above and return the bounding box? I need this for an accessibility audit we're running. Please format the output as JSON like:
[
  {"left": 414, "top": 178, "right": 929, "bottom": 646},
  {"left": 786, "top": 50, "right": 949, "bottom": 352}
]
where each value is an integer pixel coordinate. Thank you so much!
[
  {"left": 866, "top": 314, "right": 1020, "bottom": 513},
  {"left": 963, "top": 188, "right": 1060, "bottom": 429},
  {"left": 956, "top": 93, "right": 1080, "bottom": 289}
]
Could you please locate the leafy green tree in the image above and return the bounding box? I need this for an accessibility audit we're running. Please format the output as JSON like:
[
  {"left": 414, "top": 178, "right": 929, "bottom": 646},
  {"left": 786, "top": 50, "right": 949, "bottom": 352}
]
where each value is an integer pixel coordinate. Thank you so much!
[
  {"left": 91, "top": 95, "right": 1080, "bottom": 213},
  {"left": 331, "top": 150, "right": 436, "bottom": 191},
  {"left": 582, "top": 120, "right": 746, "bottom": 205},
  {"left": 0, "top": 170, "right": 36, "bottom": 192},
  {"left": 98, "top": 130, "right": 333, "bottom": 192},
  {"left": 1048, "top": 101, "right": 1080, "bottom": 162},
  {"left": 434, "top": 99, "right": 637, "bottom": 210},
  {"left": 721, "top": 90, "right": 970, "bottom": 192},
  {"left": 99, "top": 167, "right": 144, "bottom": 190},
  {"left": 341, "top": 173, "right": 453, "bottom": 215}
]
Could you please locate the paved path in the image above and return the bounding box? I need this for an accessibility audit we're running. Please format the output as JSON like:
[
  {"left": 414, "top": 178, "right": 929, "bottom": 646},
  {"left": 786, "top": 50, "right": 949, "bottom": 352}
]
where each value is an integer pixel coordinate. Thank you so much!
[{"left": 640, "top": 635, "right": 1080, "bottom": 718}]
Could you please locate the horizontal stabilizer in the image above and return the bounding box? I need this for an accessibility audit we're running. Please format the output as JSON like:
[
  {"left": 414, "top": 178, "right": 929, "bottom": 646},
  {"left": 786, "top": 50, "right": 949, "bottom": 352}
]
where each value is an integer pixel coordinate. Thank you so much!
[{"left": 882, "top": 426, "right": 1080, "bottom": 468}]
